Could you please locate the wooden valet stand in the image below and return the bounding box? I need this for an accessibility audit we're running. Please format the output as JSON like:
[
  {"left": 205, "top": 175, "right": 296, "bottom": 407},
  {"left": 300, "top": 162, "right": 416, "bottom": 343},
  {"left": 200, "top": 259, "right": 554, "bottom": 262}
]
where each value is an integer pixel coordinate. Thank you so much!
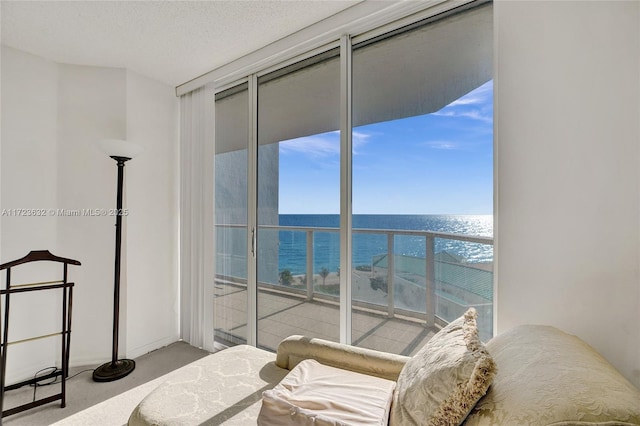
[{"left": 0, "top": 250, "right": 80, "bottom": 419}]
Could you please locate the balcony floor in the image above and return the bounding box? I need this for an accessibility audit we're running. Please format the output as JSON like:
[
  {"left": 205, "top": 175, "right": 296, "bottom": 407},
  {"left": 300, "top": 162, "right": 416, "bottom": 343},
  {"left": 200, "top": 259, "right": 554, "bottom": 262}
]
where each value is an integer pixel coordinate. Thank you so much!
[{"left": 214, "top": 281, "right": 439, "bottom": 356}]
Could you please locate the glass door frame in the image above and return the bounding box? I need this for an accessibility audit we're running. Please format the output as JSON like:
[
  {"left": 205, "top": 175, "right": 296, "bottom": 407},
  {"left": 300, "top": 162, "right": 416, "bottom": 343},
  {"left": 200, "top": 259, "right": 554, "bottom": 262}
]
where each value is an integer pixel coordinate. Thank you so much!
[
  {"left": 213, "top": 38, "right": 356, "bottom": 348},
  {"left": 208, "top": 0, "right": 493, "bottom": 349},
  {"left": 246, "top": 74, "right": 259, "bottom": 347},
  {"left": 339, "top": 35, "right": 353, "bottom": 344}
]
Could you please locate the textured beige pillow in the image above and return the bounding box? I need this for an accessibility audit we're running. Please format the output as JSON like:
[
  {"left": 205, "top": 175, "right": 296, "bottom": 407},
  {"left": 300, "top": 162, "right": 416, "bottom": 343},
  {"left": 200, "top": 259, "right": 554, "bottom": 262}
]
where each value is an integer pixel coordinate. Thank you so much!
[
  {"left": 390, "top": 308, "right": 496, "bottom": 426},
  {"left": 464, "top": 325, "right": 640, "bottom": 425}
]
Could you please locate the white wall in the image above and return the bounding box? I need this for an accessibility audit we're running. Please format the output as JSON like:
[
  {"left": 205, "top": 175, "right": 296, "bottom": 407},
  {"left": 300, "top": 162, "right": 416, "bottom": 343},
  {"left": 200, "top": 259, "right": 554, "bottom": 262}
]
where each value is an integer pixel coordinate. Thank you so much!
[
  {"left": 125, "top": 70, "right": 180, "bottom": 357},
  {"left": 57, "top": 63, "right": 128, "bottom": 365},
  {"left": 1, "top": 47, "right": 58, "bottom": 258},
  {"left": 0, "top": 46, "right": 180, "bottom": 381},
  {"left": 0, "top": 46, "right": 62, "bottom": 382},
  {"left": 495, "top": 1, "right": 640, "bottom": 387}
]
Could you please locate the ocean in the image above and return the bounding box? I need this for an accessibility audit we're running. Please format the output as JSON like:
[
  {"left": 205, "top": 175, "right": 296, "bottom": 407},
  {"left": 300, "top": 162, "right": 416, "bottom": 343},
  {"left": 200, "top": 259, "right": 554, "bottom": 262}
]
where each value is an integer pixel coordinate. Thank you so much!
[{"left": 277, "top": 214, "right": 493, "bottom": 275}]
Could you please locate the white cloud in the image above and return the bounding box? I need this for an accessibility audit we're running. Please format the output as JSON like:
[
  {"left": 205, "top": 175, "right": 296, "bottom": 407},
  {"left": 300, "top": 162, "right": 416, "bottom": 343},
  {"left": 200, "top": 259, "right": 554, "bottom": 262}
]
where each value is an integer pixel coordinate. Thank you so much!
[
  {"left": 352, "top": 131, "right": 371, "bottom": 154},
  {"left": 436, "top": 109, "right": 493, "bottom": 123},
  {"left": 450, "top": 81, "right": 493, "bottom": 106},
  {"left": 280, "top": 133, "right": 339, "bottom": 158},
  {"left": 424, "top": 140, "right": 460, "bottom": 150},
  {"left": 433, "top": 80, "right": 493, "bottom": 123},
  {"left": 279, "top": 130, "right": 372, "bottom": 158},
  {"left": 448, "top": 97, "right": 483, "bottom": 107}
]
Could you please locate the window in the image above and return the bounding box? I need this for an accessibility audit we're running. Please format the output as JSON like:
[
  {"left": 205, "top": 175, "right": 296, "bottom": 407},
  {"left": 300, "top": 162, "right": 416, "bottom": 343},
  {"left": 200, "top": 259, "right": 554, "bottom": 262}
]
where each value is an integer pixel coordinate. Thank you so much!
[
  {"left": 351, "top": 3, "right": 493, "bottom": 348},
  {"left": 212, "top": 1, "right": 493, "bottom": 351},
  {"left": 257, "top": 49, "right": 341, "bottom": 348}
]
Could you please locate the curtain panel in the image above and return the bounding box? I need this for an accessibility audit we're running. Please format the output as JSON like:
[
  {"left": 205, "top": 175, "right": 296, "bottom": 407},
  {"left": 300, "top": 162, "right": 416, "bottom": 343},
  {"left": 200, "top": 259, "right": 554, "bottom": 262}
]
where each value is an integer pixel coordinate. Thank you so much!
[{"left": 180, "top": 86, "right": 215, "bottom": 350}]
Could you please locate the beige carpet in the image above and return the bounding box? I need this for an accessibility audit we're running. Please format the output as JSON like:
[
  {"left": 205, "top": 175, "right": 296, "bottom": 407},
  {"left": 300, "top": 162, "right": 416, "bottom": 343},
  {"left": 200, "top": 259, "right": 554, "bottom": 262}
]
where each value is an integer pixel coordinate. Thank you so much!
[{"left": 3, "top": 341, "right": 209, "bottom": 426}]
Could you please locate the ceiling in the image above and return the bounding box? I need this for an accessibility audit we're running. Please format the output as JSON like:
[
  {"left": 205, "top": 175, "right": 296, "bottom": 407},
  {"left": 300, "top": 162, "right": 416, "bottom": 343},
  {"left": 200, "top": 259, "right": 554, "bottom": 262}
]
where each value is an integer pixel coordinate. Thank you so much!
[{"left": 1, "top": 1, "right": 362, "bottom": 88}]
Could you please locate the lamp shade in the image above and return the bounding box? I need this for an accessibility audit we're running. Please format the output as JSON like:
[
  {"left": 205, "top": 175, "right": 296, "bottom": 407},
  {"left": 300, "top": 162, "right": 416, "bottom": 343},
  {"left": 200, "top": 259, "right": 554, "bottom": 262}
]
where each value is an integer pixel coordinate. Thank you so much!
[{"left": 97, "top": 139, "right": 143, "bottom": 159}]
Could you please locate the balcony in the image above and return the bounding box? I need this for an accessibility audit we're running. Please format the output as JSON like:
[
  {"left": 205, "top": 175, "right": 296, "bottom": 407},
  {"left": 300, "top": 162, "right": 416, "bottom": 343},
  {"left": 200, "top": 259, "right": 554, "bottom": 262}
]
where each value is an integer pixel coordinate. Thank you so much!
[{"left": 214, "top": 224, "right": 493, "bottom": 354}]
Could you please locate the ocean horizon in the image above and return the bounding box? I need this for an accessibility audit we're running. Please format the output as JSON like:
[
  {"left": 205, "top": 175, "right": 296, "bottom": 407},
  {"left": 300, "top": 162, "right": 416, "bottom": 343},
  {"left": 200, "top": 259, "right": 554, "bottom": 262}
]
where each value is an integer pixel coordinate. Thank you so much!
[{"left": 278, "top": 214, "right": 493, "bottom": 275}]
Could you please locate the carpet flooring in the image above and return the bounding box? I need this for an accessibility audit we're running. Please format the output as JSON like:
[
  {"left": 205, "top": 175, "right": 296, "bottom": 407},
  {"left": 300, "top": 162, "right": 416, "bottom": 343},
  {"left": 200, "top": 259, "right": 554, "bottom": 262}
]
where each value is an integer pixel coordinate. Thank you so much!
[{"left": 2, "top": 341, "right": 210, "bottom": 426}]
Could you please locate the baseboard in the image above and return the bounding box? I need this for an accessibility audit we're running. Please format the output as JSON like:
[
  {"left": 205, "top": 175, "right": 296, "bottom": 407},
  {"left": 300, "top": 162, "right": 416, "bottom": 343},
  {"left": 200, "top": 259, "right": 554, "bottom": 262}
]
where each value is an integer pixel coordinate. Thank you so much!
[
  {"left": 66, "top": 334, "right": 180, "bottom": 370},
  {"left": 68, "top": 355, "right": 115, "bottom": 369},
  {"left": 126, "top": 334, "right": 180, "bottom": 360},
  {"left": 4, "top": 363, "right": 58, "bottom": 387}
]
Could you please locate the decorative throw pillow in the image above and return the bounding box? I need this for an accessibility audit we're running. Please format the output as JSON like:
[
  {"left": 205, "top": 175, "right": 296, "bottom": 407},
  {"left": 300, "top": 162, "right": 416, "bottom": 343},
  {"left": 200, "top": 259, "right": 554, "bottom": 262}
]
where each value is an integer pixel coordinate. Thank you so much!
[
  {"left": 258, "top": 359, "right": 396, "bottom": 426},
  {"left": 389, "top": 308, "right": 496, "bottom": 426}
]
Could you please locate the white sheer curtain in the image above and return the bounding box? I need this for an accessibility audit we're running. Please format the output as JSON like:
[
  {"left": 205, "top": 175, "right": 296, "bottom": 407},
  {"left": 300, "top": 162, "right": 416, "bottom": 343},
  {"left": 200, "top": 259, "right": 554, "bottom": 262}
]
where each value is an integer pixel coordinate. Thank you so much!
[{"left": 180, "top": 85, "right": 215, "bottom": 350}]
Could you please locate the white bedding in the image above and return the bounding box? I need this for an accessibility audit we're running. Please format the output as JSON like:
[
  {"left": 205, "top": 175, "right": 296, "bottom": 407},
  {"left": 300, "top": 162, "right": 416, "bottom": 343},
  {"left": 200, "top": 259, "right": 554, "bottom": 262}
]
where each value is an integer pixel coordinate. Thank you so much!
[{"left": 258, "top": 359, "right": 396, "bottom": 426}]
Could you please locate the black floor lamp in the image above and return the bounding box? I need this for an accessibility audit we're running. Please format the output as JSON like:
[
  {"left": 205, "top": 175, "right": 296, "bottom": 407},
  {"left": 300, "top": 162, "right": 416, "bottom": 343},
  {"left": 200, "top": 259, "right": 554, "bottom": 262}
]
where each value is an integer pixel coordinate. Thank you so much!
[{"left": 93, "top": 139, "right": 143, "bottom": 382}]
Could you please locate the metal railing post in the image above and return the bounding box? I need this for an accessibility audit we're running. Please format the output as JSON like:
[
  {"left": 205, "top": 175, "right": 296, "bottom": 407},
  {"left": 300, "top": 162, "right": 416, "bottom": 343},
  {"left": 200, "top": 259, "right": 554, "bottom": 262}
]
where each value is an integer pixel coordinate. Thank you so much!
[
  {"left": 425, "top": 235, "right": 435, "bottom": 327},
  {"left": 306, "top": 230, "right": 314, "bottom": 301},
  {"left": 387, "top": 233, "right": 395, "bottom": 318}
]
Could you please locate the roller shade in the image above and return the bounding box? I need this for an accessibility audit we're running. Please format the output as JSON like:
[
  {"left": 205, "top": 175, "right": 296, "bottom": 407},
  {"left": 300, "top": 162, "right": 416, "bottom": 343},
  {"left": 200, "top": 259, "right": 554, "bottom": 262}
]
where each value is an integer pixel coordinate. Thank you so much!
[
  {"left": 353, "top": 3, "right": 492, "bottom": 126},
  {"left": 215, "top": 2, "right": 492, "bottom": 153}
]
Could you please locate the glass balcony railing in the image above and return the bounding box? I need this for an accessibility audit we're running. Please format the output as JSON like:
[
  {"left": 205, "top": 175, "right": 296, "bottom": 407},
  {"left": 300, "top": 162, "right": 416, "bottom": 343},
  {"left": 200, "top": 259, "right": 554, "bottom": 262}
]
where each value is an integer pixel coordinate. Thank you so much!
[{"left": 215, "top": 224, "right": 494, "bottom": 345}]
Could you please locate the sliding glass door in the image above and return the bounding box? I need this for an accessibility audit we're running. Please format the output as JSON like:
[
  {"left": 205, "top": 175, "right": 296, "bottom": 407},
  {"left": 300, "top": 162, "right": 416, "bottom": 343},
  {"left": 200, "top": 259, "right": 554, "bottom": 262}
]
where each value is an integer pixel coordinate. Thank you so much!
[
  {"left": 256, "top": 49, "right": 341, "bottom": 350},
  {"left": 211, "top": 2, "right": 494, "bottom": 350},
  {"left": 213, "top": 84, "right": 249, "bottom": 347},
  {"left": 350, "top": 3, "right": 494, "bottom": 353}
]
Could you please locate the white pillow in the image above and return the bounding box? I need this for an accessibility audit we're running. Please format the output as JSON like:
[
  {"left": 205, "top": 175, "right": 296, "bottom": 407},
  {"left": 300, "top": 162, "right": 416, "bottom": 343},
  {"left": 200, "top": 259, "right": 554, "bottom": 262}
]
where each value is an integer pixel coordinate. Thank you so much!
[
  {"left": 258, "top": 359, "right": 396, "bottom": 426},
  {"left": 390, "top": 308, "right": 496, "bottom": 426}
]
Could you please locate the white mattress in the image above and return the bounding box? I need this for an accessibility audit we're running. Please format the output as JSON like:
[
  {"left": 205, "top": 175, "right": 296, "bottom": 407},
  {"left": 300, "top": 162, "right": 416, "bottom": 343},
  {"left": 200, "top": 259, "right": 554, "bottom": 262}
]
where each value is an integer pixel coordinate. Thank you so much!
[
  {"left": 128, "top": 345, "right": 288, "bottom": 426},
  {"left": 258, "top": 359, "right": 396, "bottom": 426}
]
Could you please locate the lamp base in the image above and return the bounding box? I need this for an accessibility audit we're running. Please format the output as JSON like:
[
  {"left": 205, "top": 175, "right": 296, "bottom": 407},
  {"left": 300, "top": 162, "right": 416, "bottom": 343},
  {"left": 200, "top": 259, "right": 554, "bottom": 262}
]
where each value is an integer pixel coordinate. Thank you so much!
[{"left": 93, "top": 359, "right": 136, "bottom": 382}]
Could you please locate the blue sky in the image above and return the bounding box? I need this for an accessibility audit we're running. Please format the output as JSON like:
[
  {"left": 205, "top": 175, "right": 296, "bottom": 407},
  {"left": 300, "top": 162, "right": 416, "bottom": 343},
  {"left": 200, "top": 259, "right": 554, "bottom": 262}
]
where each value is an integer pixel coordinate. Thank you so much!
[{"left": 278, "top": 80, "right": 493, "bottom": 215}]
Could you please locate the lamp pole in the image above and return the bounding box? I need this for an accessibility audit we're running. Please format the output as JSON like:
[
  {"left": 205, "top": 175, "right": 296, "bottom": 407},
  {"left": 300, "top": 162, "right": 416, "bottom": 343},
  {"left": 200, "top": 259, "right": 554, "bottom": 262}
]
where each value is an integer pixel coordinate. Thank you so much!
[{"left": 93, "top": 155, "right": 136, "bottom": 382}]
